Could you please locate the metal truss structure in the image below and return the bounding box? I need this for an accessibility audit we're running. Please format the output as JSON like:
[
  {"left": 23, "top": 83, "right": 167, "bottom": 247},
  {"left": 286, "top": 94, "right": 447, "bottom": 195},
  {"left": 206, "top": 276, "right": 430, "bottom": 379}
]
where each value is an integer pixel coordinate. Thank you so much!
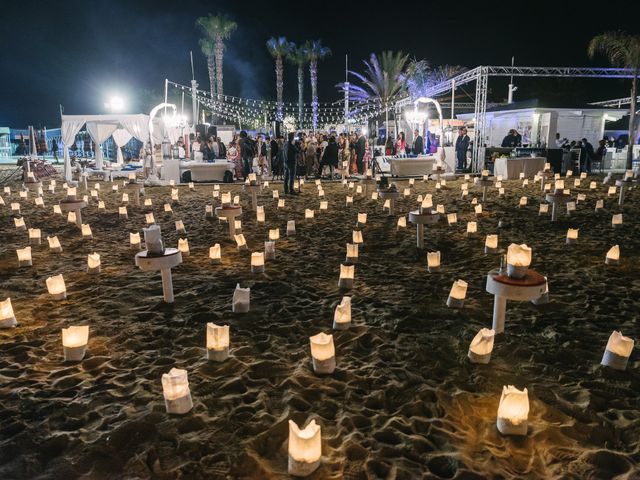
[{"left": 590, "top": 96, "right": 640, "bottom": 108}]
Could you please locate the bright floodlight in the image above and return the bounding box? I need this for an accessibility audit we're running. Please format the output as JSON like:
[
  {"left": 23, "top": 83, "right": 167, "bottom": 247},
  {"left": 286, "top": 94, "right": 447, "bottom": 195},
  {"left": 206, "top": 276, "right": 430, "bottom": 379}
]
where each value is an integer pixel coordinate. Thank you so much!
[{"left": 105, "top": 96, "right": 125, "bottom": 111}]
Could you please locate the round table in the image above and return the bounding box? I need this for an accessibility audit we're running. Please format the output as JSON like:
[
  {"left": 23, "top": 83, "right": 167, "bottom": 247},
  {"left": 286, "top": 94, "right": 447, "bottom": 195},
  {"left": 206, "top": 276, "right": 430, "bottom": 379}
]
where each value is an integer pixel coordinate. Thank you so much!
[
  {"left": 544, "top": 192, "right": 571, "bottom": 222},
  {"left": 243, "top": 184, "right": 262, "bottom": 211},
  {"left": 59, "top": 199, "right": 87, "bottom": 229},
  {"left": 408, "top": 209, "right": 440, "bottom": 248},
  {"left": 475, "top": 178, "right": 494, "bottom": 202},
  {"left": 135, "top": 248, "right": 183, "bottom": 303},
  {"left": 215, "top": 205, "right": 243, "bottom": 237},
  {"left": 378, "top": 190, "right": 401, "bottom": 216}
]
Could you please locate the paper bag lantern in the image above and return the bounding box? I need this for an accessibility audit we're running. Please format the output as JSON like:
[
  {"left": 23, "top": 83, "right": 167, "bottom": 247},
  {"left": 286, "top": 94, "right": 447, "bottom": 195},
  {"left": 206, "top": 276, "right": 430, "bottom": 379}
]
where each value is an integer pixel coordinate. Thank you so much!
[
  {"left": 466, "top": 222, "right": 477, "bottom": 235},
  {"left": 0, "top": 298, "right": 17, "bottom": 328},
  {"left": 607, "top": 186, "right": 616, "bottom": 196},
  {"left": 518, "top": 196, "right": 528, "bottom": 207},
  {"left": 348, "top": 181, "right": 354, "bottom": 190},
  {"left": 143, "top": 225, "right": 164, "bottom": 254},
  {"left": 409, "top": 178, "right": 415, "bottom": 186},
  {"left": 234, "top": 234, "right": 247, "bottom": 251},
  {"left": 309, "top": 332, "right": 336, "bottom": 374},
  {"left": 265, "top": 240, "right": 276, "bottom": 260},
  {"left": 256, "top": 206, "right": 265, "bottom": 223},
  {"left": 576, "top": 193, "right": 586, "bottom": 203},
  {"left": 566, "top": 228, "right": 578, "bottom": 244},
  {"left": 497, "top": 386, "right": 529, "bottom": 436},
  {"left": 161, "top": 368, "right": 193, "bottom": 414},
  {"left": 175, "top": 220, "right": 186, "bottom": 234},
  {"left": 566, "top": 201, "right": 576, "bottom": 214},
  {"left": 573, "top": 179, "right": 580, "bottom": 188},
  {"left": 444, "top": 213, "right": 457, "bottom": 226},
  {"left": 269, "top": 228, "right": 280, "bottom": 241},
  {"left": 204, "top": 204, "right": 213, "bottom": 218},
  {"left": 28, "top": 228, "right": 41, "bottom": 246},
  {"left": 346, "top": 243, "right": 358, "bottom": 263},
  {"left": 118, "top": 206, "right": 128, "bottom": 219},
  {"left": 485, "top": 234, "right": 498, "bottom": 254},
  {"left": 288, "top": 419, "right": 322, "bottom": 477},
  {"left": 333, "top": 296, "right": 351, "bottom": 330},
  {"left": 130, "top": 232, "right": 141, "bottom": 250},
  {"left": 397, "top": 216, "right": 407, "bottom": 229},
  {"left": 164, "top": 203, "right": 173, "bottom": 214},
  {"left": 0, "top": 196, "right": 4, "bottom": 206},
  {"left": 436, "top": 204, "right": 445, "bottom": 214},
  {"left": 16, "top": 246, "right": 32, "bottom": 267},
  {"left": 46, "top": 274, "right": 67, "bottom": 300},
  {"left": 539, "top": 203, "right": 549, "bottom": 215},
  {"left": 357, "top": 213, "right": 367, "bottom": 226},
  {"left": 612, "top": 214, "right": 622, "bottom": 227},
  {"left": 66, "top": 211, "right": 77, "bottom": 225},
  {"left": 232, "top": 284, "right": 250, "bottom": 313},
  {"left": 35, "top": 196, "right": 44, "bottom": 207},
  {"left": 601, "top": 331, "right": 634, "bottom": 370},
  {"left": 318, "top": 189, "right": 325, "bottom": 198},
  {"left": 447, "top": 279, "right": 467, "bottom": 308},
  {"left": 251, "top": 252, "right": 265, "bottom": 273},
  {"left": 595, "top": 199, "right": 603, "bottom": 211},
  {"left": 209, "top": 243, "right": 222, "bottom": 264},
  {"left": 305, "top": 209, "right": 315, "bottom": 220},
  {"left": 79, "top": 224, "right": 92, "bottom": 240},
  {"left": 506, "top": 243, "right": 532, "bottom": 278},
  {"left": 3, "top": 186, "right": 10, "bottom": 193},
  {"left": 287, "top": 220, "right": 296, "bottom": 236},
  {"left": 481, "top": 169, "right": 489, "bottom": 177},
  {"left": 338, "top": 264, "right": 354, "bottom": 289},
  {"left": 278, "top": 198, "right": 286, "bottom": 209},
  {"left": 435, "top": 182, "right": 442, "bottom": 190},
  {"left": 553, "top": 180, "right": 564, "bottom": 194},
  {"left": 382, "top": 199, "right": 391, "bottom": 211},
  {"left": 121, "top": 193, "right": 129, "bottom": 204},
  {"left": 371, "top": 191, "right": 379, "bottom": 201},
  {"left": 263, "top": 181, "right": 269, "bottom": 188},
  {"left": 206, "top": 323, "right": 230, "bottom": 361},
  {"left": 213, "top": 184, "right": 220, "bottom": 191},
  {"left": 212, "top": 190, "right": 219, "bottom": 199},
  {"left": 403, "top": 188, "right": 411, "bottom": 197},
  {"left": 474, "top": 204, "right": 483, "bottom": 215},
  {"left": 420, "top": 197, "right": 433, "bottom": 212},
  {"left": 86, "top": 252, "right": 101, "bottom": 274},
  {"left": 605, "top": 245, "right": 620, "bottom": 265},
  {"left": 145, "top": 213, "right": 155, "bottom": 225},
  {"left": 47, "top": 236, "right": 62, "bottom": 253},
  {"left": 178, "top": 238, "right": 190, "bottom": 257},
  {"left": 352, "top": 230, "right": 363, "bottom": 245},
  {"left": 468, "top": 328, "right": 495, "bottom": 364},
  {"left": 171, "top": 189, "right": 179, "bottom": 202},
  {"left": 61, "top": 325, "right": 89, "bottom": 361},
  {"left": 271, "top": 190, "right": 279, "bottom": 200},
  {"left": 427, "top": 251, "right": 441, "bottom": 273},
  {"left": 345, "top": 195, "right": 353, "bottom": 206},
  {"left": 97, "top": 201, "right": 105, "bottom": 212},
  {"left": 14, "top": 217, "right": 26, "bottom": 231},
  {"left": 66, "top": 187, "right": 77, "bottom": 201},
  {"left": 522, "top": 179, "right": 529, "bottom": 187},
  {"left": 356, "top": 185, "right": 363, "bottom": 195},
  {"left": 11, "top": 202, "right": 21, "bottom": 214},
  {"left": 590, "top": 181, "right": 597, "bottom": 190}
]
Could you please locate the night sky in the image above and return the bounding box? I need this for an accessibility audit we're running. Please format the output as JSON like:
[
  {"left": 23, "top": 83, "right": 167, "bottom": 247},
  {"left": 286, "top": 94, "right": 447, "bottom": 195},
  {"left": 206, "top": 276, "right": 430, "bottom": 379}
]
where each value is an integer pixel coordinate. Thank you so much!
[{"left": 1, "top": 0, "right": 638, "bottom": 127}]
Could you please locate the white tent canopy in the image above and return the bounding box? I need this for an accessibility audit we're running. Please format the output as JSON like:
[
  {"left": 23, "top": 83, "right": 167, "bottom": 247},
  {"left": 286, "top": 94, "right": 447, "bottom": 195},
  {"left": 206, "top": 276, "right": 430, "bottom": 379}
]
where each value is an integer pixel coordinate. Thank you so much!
[{"left": 60, "top": 113, "right": 150, "bottom": 182}]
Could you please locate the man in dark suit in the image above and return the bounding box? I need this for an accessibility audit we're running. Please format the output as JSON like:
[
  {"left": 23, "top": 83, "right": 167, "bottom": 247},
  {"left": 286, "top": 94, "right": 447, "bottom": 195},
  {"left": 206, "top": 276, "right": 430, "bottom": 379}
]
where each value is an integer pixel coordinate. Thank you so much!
[
  {"left": 455, "top": 127, "right": 470, "bottom": 171},
  {"left": 412, "top": 129, "right": 424, "bottom": 155},
  {"left": 284, "top": 132, "right": 298, "bottom": 195},
  {"left": 355, "top": 131, "right": 366, "bottom": 174},
  {"left": 581, "top": 138, "right": 595, "bottom": 173}
]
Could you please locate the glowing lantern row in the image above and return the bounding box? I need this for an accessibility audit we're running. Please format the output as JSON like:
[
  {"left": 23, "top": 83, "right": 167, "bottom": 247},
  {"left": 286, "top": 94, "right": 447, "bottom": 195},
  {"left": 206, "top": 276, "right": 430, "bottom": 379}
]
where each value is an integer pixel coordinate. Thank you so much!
[
  {"left": 309, "top": 332, "right": 336, "bottom": 374},
  {"left": 234, "top": 234, "right": 247, "bottom": 251},
  {"left": 48, "top": 236, "right": 62, "bottom": 253},
  {"left": 346, "top": 243, "right": 358, "bottom": 263},
  {"left": 333, "top": 296, "right": 351, "bottom": 330},
  {"left": 178, "top": 238, "right": 189, "bottom": 257},
  {"left": 46, "top": 274, "right": 67, "bottom": 300},
  {"left": 256, "top": 206, "right": 265, "bottom": 222},
  {"left": 288, "top": 419, "right": 321, "bottom": 476},
  {"left": 605, "top": 245, "right": 620, "bottom": 265},
  {"left": 447, "top": 279, "right": 467, "bottom": 308},
  {"left": 601, "top": 331, "right": 634, "bottom": 370},
  {"left": 265, "top": 240, "right": 276, "bottom": 260},
  {"left": 87, "top": 252, "right": 101, "bottom": 274},
  {"left": 209, "top": 243, "right": 222, "bottom": 264},
  {"left": 427, "top": 251, "right": 441, "bottom": 273},
  {"left": 232, "top": 284, "right": 250, "bottom": 313},
  {"left": 162, "top": 368, "right": 193, "bottom": 414},
  {"left": 287, "top": 220, "right": 296, "bottom": 236},
  {"left": 485, "top": 234, "right": 498, "bottom": 254},
  {"left": 506, "top": 244, "right": 531, "bottom": 279},
  {"left": 566, "top": 228, "right": 578, "bottom": 244},
  {"left": 251, "top": 252, "right": 265, "bottom": 273},
  {"left": 0, "top": 298, "right": 17, "bottom": 328},
  {"left": 62, "top": 326, "right": 89, "bottom": 361},
  {"left": 130, "top": 232, "right": 141, "bottom": 250},
  {"left": 468, "top": 328, "right": 495, "bottom": 364},
  {"left": 338, "top": 264, "right": 354, "bottom": 289},
  {"left": 206, "top": 323, "right": 230, "bottom": 361},
  {"left": 497, "top": 386, "right": 529, "bottom": 436},
  {"left": 17, "top": 246, "right": 32, "bottom": 267}
]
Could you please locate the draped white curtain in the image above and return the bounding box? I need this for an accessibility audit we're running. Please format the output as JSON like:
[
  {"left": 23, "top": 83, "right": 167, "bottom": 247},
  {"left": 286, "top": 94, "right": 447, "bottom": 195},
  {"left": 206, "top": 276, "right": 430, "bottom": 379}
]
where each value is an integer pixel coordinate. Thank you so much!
[
  {"left": 111, "top": 129, "right": 133, "bottom": 165},
  {"left": 118, "top": 114, "right": 149, "bottom": 143},
  {"left": 86, "top": 122, "right": 118, "bottom": 169},
  {"left": 61, "top": 116, "right": 87, "bottom": 182}
]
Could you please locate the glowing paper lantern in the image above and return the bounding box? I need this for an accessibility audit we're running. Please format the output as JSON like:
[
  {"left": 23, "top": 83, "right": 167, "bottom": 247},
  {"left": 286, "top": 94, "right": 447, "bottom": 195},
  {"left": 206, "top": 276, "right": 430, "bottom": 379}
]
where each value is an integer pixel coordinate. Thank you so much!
[
  {"left": 265, "top": 240, "right": 276, "bottom": 260},
  {"left": 468, "top": 328, "right": 495, "bottom": 364},
  {"left": 607, "top": 186, "right": 616, "bottom": 196},
  {"left": 554, "top": 180, "right": 564, "bottom": 194},
  {"left": 573, "top": 179, "right": 580, "bottom": 188},
  {"left": 288, "top": 419, "right": 322, "bottom": 477},
  {"left": 403, "top": 188, "right": 410, "bottom": 197},
  {"left": 485, "top": 234, "right": 499, "bottom": 254},
  {"left": 87, "top": 252, "right": 101, "bottom": 274},
  {"left": 566, "top": 201, "right": 576, "bottom": 214},
  {"left": 427, "top": 251, "right": 441, "bottom": 273},
  {"left": 397, "top": 216, "right": 407, "bottom": 229},
  {"left": 305, "top": 209, "right": 314, "bottom": 220},
  {"left": 16, "top": 246, "right": 32, "bottom": 267},
  {"left": 47, "top": 236, "right": 62, "bottom": 253},
  {"left": 287, "top": 220, "right": 296, "bottom": 236},
  {"left": 601, "top": 331, "right": 634, "bottom": 370},
  {"left": 436, "top": 204, "right": 445, "bottom": 214},
  {"left": 357, "top": 213, "right": 367, "bottom": 226},
  {"left": 309, "top": 332, "right": 336, "bottom": 374},
  {"left": 383, "top": 199, "right": 391, "bottom": 210},
  {"left": 318, "top": 189, "right": 325, "bottom": 198},
  {"left": 345, "top": 195, "right": 353, "bottom": 206},
  {"left": 447, "top": 279, "right": 467, "bottom": 308},
  {"left": 234, "top": 234, "right": 247, "bottom": 251},
  {"left": 232, "top": 284, "right": 250, "bottom": 313},
  {"left": 130, "top": 232, "right": 141, "bottom": 250},
  {"left": 175, "top": 220, "right": 186, "bottom": 234},
  {"left": 522, "top": 179, "right": 529, "bottom": 187},
  {"left": 539, "top": 203, "right": 549, "bottom": 215},
  {"left": 0, "top": 298, "right": 17, "bottom": 328},
  {"left": 474, "top": 204, "right": 483, "bottom": 215},
  {"left": 346, "top": 243, "right": 358, "bottom": 263},
  {"left": 348, "top": 181, "right": 354, "bottom": 190},
  {"left": 46, "top": 274, "right": 66, "bottom": 300},
  {"left": 352, "top": 230, "right": 363, "bottom": 245},
  {"left": 272, "top": 190, "right": 279, "bottom": 200},
  {"left": 66, "top": 211, "right": 77, "bottom": 225},
  {"left": 66, "top": 187, "right": 77, "bottom": 201},
  {"left": 371, "top": 191, "right": 379, "bottom": 201},
  {"left": 206, "top": 323, "right": 230, "bottom": 361},
  {"left": 605, "top": 245, "right": 620, "bottom": 265},
  {"left": 319, "top": 201, "right": 328, "bottom": 211},
  {"left": 161, "top": 368, "right": 193, "bottom": 414},
  {"left": 420, "top": 197, "right": 433, "bottom": 212},
  {"left": 506, "top": 243, "right": 532, "bottom": 278},
  {"left": 61, "top": 325, "right": 89, "bottom": 362},
  {"left": 333, "top": 296, "right": 351, "bottom": 330},
  {"left": 97, "top": 201, "right": 105, "bottom": 212},
  {"left": 14, "top": 217, "right": 26, "bottom": 231},
  {"left": 171, "top": 189, "right": 179, "bottom": 202},
  {"left": 212, "top": 190, "right": 219, "bottom": 199},
  {"left": 178, "top": 238, "right": 189, "bottom": 257},
  {"left": 263, "top": 181, "right": 269, "bottom": 188},
  {"left": 35, "top": 196, "right": 44, "bottom": 207},
  {"left": 498, "top": 187, "right": 505, "bottom": 196},
  {"left": 497, "top": 386, "right": 529, "bottom": 436},
  {"left": 121, "top": 193, "right": 129, "bottom": 203},
  {"left": 251, "top": 252, "right": 265, "bottom": 273},
  {"left": 612, "top": 214, "right": 622, "bottom": 227},
  {"left": 256, "top": 206, "right": 265, "bottom": 222},
  {"left": 278, "top": 198, "right": 286, "bottom": 208},
  {"left": 118, "top": 206, "right": 128, "bottom": 219},
  {"left": 209, "top": 243, "right": 222, "bottom": 264},
  {"left": 356, "top": 185, "right": 363, "bottom": 195},
  {"left": 519, "top": 196, "right": 528, "bottom": 207},
  {"left": 595, "top": 199, "right": 604, "bottom": 211},
  {"left": 447, "top": 213, "right": 457, "bottom": 226},
  {"left": 589, "top": 181, "right": 597, "bottom": 190},
  {"left": 28, "top": 228, "right": 41, "bottom": 245},
  {"left": 338, "top": 264, "right": 354, "bottom": 289},
  {"left": 466, "top": 222, "right": 477, "bottom": 235},
  {"left": 269, "top": 228, "right": 280, "bottom": 241},
  {"left": 78, "top": 224, "right": 92, "bottom": 240}
]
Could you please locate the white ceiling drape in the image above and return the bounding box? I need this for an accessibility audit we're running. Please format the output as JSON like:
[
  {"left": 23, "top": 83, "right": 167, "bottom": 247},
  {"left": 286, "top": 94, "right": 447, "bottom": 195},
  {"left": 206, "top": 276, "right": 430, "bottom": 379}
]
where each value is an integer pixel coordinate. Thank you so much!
[
  {"left": 111, "top": 129, "right": 133, "bottom": 165},
  {"left": 86, "top": 122, "right": 118, "bottom": 169}
]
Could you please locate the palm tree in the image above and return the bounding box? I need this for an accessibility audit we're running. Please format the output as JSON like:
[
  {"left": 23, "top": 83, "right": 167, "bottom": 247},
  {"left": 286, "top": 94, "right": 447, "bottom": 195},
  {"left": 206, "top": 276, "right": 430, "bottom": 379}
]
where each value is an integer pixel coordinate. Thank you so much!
[
  {"left": 406, "top": 60, "right": 466, "bottom": 99},
  {"left": 588, "top": 31, "right": 640, "bottom": 169},
  {"left": 196, "top": 14, "right": 237, "bottom": 98},
  {"left": 304, "top": 40, "right": 331, "bottom": 131},
  {"left": 287, "top": 44, "right": 310, "bottom": 127},
  {"left": 198, "top": 37, "right": 217, "bottom": 98},
  {"left": 340, "top": 51, "right": 409, "bottom": 135},
  {"left": 266, "top": 37, "right": 293, "bottom": 122}
]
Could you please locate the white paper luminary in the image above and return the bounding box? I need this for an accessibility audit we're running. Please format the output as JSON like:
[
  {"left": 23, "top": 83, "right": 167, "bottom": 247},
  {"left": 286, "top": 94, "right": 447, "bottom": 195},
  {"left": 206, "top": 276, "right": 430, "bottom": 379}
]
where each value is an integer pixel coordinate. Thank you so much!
[
  {"left": 409, "top": 178, "right": 415, "bottom": 186},
  {"left": 485, "top": 234, "right": 499, "bottom": 254},
  {"left": 130, "top": 232, "right": 141, "bottom": 250},
  {"left": 397, "top": 216, "right": 407, "bottom": 229},
  {"left": 161, "top": 368, "right": 193, "bottom": 414},
  {"left": 263, "top": 180, "right": 269, "bottom": 188},
  {"left": 607, "top": 186, "right": 616, "bottom": 196},
  {"left": 318, "top": 189, "right": 325, "bottom": 198},
  {"left": 0, "top": 298, "right": 17, "bottom": 328},
  {"left": 436, "top": 204, "right": 445, "bottom": 214},
  {"left": 403, "top": 188, "right": 411, "bottom": 197},
  {"left": 305, "top": 209, "right": 315, "bottom": 220},
  {"left": 251, "top": 252, "right": 265, "bottom": 273},
  {"left": 566, "top": 201, "right": 576, "bottom": 214},
  {"left": 573, "top": 179, "right": 580, "bottom": 188},
  {"left": 209, "top": 243, "right": 222, "bottom": 264},
  {"left": 97, "top": 201, "right": 106, "bottom": 212},
  {"left": 61, "top": 325, "right": 89, "bottom": 361},
  {"left": 356, "top": 185, "right": 363, "bottom": 195},
  {"left": 519, "top": 172, "right": 525, "bottom": 179},
  {"left": 539, "top": 203, "right": 549, "bottom": 215},
  {"left": 468, "top": 328, "right": 495, "bottom": 364},
  {"left": 553, "top": 179, "right": 564, "bottom": 194},
  {"left": 317, "top": 201, "right": 327, "bottom": 212},
  {"left": 178, "top": 238, "right": 190, "bottom": 257},
  {"left": 447, "top": 279, "right": 467, "bottom": 308},
  {"left": 611, "top": 214, "right": 622, "bottom": 227},
  {"left": 171, "top": 189, "right": 179, "bottom": 202},
  {"left": 338, "top": 264, "right": 354, "bottom": 289},
  {"left": 357, "top": 213, "right": 367, "bottom": 226},
  {"left": 81, "top": 224, "right": 93, "bottom": 239},
  {"left": 264, "top": 240, "right": 276, "bottom": 260},
  {"left": 565, "top": 228, "right": 579, "bottom": 244},
  {"left": 16, "top": 246, "right": 32, "bottom": 267},
  {"left": 522, "top": 179, "right": 529, "bottom": 187},
  {"left": 506, "top": 243, "right": 532, "bottom": 278},
  {"left": 175, "top": 220, "right": 186, "bottom": 234},
  {"left": 481, "top": 169, "right": 489, "bottom": 177},
  {"left": 345, "top": 195, "right": 353, "bottom": 206},
  {"left": 470, "top": 198, "right": 478, "bottom": 206},
  {"left": 28, "top": 228, "right": 41, "bottom": 245},
  {"left": 427, "top": 251, "right": 441, "bottom": 273},
  {"left": 86, "top": 252, "right": 101, "bottom": 274},
  {"left": 466, "top": 221, "right": 477, "bottom": 235},
  {"left": 518, "top": 196, "right": 528, "bottom": 207},
  {"left": 333, "top": 296, "right": 351, "bottom": 330},
  {"left": 0, "top": 196, "right": 4, "bottom": 206},
  {"left": 234, "top": 234, "right": 247, "bottom": 251},
  {"left": 143, "top": 224, "right": 164, "bottom": 254},
  {"left": 497, "top": 386, "right": 529, "bottom": 436},
  {"left": 212, "top": 190, "right": 220, "bottom": 199},
  {"left": 233, "top": 195, "right": 240, "bottom": 205},
  {"left": 352, "top": 230, "right": 363, "bottom": 245},
  {"left": 121, "top": 193, "right": 129, "bottom": 203},
  {"left": 595, "top": 199, "right": 604, "bottom": 211},
  {"left": 232, "top": 283, "right": 250, "bottom": 313},
  {"left": 278, "top": 198, "right": 286, "bottom": 209},
  {"left": 605, "top": 245, "right": 619, "bottom": 265},
  {"left": 348, "top": 181, "right": 354, "bottom": 190},
  {"left": 474, "top": 204, "right": 483, "bottom": 215},
  {"left": 46, "top": 274, "right": 67, "bottom": 300},
  {"left": 206, "top": 323, "right": 230, "bottom": 361},
  {"left": 309, "top": 332, "right": 336, "bottom": 374},
  {"left": 65, "top": 211, "right": 77, "bottom": 225},
  {"left": 118, "top": 206, "right": 128, "bottom": 219},
  {"left": 371, "top": 191, "right": 379, "bottom": 201},
  {"left": 578, "top": 171, "right": 586, "bottom": 180},
  {"left": 66, "top": 187, "right": 77, "bottom": 201},
  {"left": 214, "top": 184, "right": 220, "bottom": 191},
  {"left": 601, "top": 331, "right": 634, "bottom": 370},
  {"left": 288, "top": 419, "right": 322, "bottom": 477},
  {"left": 589, "top": 181, "right": 597, "bottom": 190},
  {"left": 14, "top": 217, "right": 26, "bottom": 231},
  {"left": 162, "top": 203, "right": 172, "bottom": 214},
  {"left": 269, "top": 228, "right": 280, "bottom": 241},
  {"left": 346, "top": 243, "right": 358, "bottom": 263},
  {"left": 3, "top": 186, "right": 10, "bottom": 194},
  {"left": 112, "top": 184, "right": 119, "bottom": 192},
  {"left": 272, "top": 190, "right": 279, "bottom": 200},
  {"left": 422, "top": 175, "right": 429, "bottom": 182},
  {"left": 287, "top": 220, "right": 296, "bottom": 236},
  {"left": 188, "top": 181, "right": 195, "bottom": 191},
  {"left": 382, "top": 199, "right": 391, "bottom": 211},
  {"left": 420, "top": 197, "right": 433, "bottom": 212},
  {"left": 47, "top": 236, "right": 62, "bottom": 253},
  {"left": 145, "top": 213, "right": 155, "bottom": 225},
  {"left": 256, "top": 206, "right": 265, "bottom": 222},
  {"left": 35, "top": 196, "right": 44, "bottom": 207}
]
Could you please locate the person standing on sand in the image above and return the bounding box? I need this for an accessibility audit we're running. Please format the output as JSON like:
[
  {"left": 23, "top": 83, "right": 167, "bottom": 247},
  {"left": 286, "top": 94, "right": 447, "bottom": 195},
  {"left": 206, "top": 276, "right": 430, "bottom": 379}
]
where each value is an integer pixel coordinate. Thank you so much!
[{"left": 284, "top": 132, "right": 298, "bottom": 195}]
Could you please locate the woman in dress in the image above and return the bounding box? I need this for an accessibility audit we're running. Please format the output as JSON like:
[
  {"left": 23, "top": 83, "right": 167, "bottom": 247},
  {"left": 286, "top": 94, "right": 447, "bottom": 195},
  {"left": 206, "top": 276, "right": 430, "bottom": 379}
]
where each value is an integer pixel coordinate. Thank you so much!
[
  {"left": 396, "top": 132, "right": 406, "bottom": 157},
  {"left": 226, "top": 135, "right": 242, "bottom": 180}
]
